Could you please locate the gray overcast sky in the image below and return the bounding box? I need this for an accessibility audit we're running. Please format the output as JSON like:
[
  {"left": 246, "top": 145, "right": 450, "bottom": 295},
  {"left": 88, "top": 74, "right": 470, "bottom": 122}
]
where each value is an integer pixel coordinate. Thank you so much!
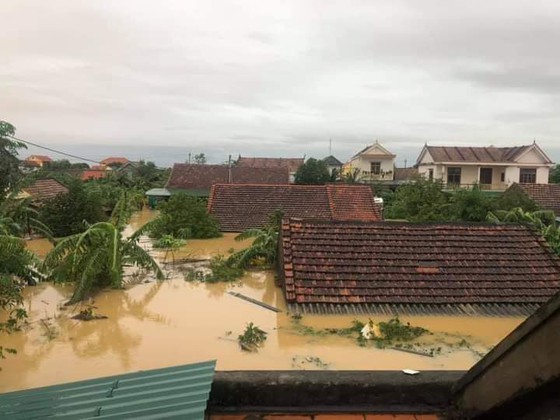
[{"left": 1, "top": 0, "right": 560, "bottom": 165}]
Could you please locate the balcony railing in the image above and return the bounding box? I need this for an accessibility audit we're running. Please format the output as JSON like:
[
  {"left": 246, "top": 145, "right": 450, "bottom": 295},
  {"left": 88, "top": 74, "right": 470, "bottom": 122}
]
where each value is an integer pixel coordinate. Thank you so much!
[{"left": 442, "top": 182, "right": 508, "bottom": 191}]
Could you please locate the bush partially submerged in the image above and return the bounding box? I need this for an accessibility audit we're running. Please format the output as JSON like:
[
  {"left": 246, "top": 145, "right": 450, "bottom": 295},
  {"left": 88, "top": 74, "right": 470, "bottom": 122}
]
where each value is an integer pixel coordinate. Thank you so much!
[
  {"left": 238, "top": 322, "right": 267, "bottom": 352},
  {"left": 184, "top": 255, "right": 244, "bottom": 283}
]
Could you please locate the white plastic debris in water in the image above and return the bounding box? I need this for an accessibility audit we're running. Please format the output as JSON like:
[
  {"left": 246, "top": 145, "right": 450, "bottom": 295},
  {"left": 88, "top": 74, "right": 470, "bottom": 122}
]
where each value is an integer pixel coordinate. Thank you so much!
[
  {"left": 361, "top": 324, "right": 373, "bottom": 339},
  {"left": 402, "top": 369, "right": 420, "bottom": 375},
  {"left": 361, "top": 321, "right": 382, "bottom": 340}
]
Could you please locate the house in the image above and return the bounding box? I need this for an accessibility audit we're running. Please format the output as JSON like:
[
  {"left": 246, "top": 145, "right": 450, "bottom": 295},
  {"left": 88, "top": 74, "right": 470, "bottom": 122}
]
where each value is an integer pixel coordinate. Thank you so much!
[
  {"left": 100, "top": 157, "right": 129, "bottom": 168},
  {"left": 322, "top": 155, "right": 343, "bottom": 176},
  {"left": 236, "top": 157, "right": 304, "bottom": 183},
  {"left": 416, "top": 142, "right": 554, "bottom": 190},
  {"left": 81, "top": 169, "right": 108, "bottom": 181},
  {"left": 506, "top": 183, "right": 560, "bottom": 218},
  {"left": 166, "top": 163, "right": 290, "bottom": 197},
  {"left": 18, "top": 179, "right": 68, "bottom": 204},
  {"left": 207, "top": 184, "right": 382, "bottom": 231},
  {"left": 278, "top": 219, "right": 560, "bottom": 314},
  {"left": 24, "top": 155, "right": 52, "bottom": 168},
  {"left": 347, "top": 141, "right": 396, "bottom": 182}
]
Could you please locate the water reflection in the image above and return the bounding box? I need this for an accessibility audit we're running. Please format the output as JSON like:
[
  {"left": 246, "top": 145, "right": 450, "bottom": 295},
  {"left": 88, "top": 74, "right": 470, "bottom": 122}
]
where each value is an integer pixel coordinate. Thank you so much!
[{"left": 1, "top": 209, "right": 527, "bottom": 393}]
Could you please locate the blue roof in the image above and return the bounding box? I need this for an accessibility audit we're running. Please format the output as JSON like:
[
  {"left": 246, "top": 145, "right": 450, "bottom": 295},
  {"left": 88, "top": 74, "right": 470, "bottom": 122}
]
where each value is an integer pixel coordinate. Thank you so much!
[{"left": 0, "top": 360, "right": 216, "bottom": 419}]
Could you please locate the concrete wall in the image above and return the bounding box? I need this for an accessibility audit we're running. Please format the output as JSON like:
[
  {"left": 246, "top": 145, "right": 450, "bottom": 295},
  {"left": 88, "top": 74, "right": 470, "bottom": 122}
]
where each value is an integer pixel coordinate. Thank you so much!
[
  {"left": 453, "top": 292, "right": 560, "bottom": 418},
  {"left": 208, "top": 371, "right": 463, "bottom": 414},
  {"left": 351, "top": 156, "right": 395, "bottom": 181}
]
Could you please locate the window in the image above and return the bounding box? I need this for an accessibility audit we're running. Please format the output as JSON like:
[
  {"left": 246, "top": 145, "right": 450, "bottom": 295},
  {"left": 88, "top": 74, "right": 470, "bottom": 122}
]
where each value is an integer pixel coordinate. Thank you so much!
[
  {"left": 370, "top": 162, "right": 381, "bottom": 175},
  {"left": 500, "top": 172, "right": 505, "bottom": 182},
  {"left": 519, "top": 168, "right": 537, "bottom": 184},
  {"left": 447, "top": 167, "right": 462, "bottom": 185},
  {"left": 428, "top": 169, "right": 434, "bottom": 180}
]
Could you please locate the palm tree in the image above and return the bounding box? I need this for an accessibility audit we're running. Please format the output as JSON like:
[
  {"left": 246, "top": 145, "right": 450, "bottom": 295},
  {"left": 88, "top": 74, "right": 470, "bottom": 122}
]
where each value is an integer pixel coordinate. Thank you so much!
[
  {"left": 228, "top": 211, "right": 282, "bottom": 268},
  {"left": 43, "top": 196, "right": 164, "bottom": 304}
]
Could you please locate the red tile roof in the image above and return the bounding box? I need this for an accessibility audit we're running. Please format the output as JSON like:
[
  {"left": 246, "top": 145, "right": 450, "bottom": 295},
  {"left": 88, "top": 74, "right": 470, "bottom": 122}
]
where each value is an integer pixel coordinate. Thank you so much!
[
  {"left": 101, "top": 157, "right": 129, "bottom": 165},
  {"left": 208, "top": 184, "right": 382, "bottom": 231},
  {"left": 166, "top": 164, "right": 290, "bottom": 193},
  {"left": 26, "top": 155, "right": 52, "bottom": 162},
  {"left": 280, "top": 219, "right": 560, "bottom": 308},
  {"left": 424, "top": 145, "right": 548, "bottom": 163},
  {"left": 81, "top": 170, "right": 108, "bottom": 181},
  {"left": 237, "top": 157, "right": 304, "bottom": 173},
  {"left": 514, "top": 183, "right": 560, "bottom": 216},
  {"left": 21, "top": 179, "right": 68, "bottom": 203}
]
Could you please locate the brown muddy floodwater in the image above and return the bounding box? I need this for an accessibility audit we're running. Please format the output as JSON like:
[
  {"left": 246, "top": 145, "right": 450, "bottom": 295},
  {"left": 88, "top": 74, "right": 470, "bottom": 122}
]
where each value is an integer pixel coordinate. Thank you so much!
[{"left": 0, "top": 209, "right": 525, "bottom": 393}]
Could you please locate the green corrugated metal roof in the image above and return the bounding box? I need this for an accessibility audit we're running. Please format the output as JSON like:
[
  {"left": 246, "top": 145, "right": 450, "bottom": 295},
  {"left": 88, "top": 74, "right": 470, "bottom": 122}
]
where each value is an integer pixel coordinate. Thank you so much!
[
  {"left": 0, "top": 360, "right": 216, "bottom": 419},
  {"left": 145, "top": 188, "right": 172, "bottom": 197}
]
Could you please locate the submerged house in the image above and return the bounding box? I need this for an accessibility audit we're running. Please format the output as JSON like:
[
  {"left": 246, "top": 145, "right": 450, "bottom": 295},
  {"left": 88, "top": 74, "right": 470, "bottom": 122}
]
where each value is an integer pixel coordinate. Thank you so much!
[
  {"left": 207, "top": 184, "right": 382, "bottom": 231},
  {"left": 416, "top": 142, "right": 554, "bottom": 190},
  {"left": 505, "top": 183, "right": 560, "bottom": 219},
  {"left": 165, "top": 163, "right": 290, "bottom": 197},
  {"left": 236, "top": 157, "right": 304, "bottom": 183},
  {"left": 18, "top": 178, "right": 68, "bottom": 205},
  {"left": 278, "top": 219, "right": 560, "bottom": 315}
]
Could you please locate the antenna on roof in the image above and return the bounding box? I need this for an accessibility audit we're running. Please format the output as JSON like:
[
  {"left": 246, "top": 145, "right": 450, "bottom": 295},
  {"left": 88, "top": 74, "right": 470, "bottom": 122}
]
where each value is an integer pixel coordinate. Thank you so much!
[
  {"left": 228, "top": 154, "right": 232, "bottom": 183},
  {"left": 533, "top": 138, "right": 537, "bottom": 144},
  {"left": 404, "top": 159, "right": 408, "bottom": 168}
]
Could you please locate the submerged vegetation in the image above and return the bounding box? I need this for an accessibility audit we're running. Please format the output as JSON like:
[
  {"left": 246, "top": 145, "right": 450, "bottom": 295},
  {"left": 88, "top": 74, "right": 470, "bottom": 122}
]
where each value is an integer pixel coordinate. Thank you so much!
[
  {"left": 238, "top": 322, "right": 267, "bottom": 352},
  {"left": 146, "top": 194, "right": 221, "bottom": 240},
  {"left": 43, "top": 196, "right": 164, "bottom": 304}
]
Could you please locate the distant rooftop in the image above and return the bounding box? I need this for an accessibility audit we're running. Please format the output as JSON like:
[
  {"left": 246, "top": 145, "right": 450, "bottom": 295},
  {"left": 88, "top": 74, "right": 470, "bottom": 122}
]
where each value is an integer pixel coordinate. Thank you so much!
[
  {"left": 208, "top": 184, "right": 382, "bottom": 231},
  {"left": 237, "top": 157, "right": 304, "bottom": 173},
  {"left": 512, "top": 183, "right": 560, "bottom": 217},
  {"left": 21, "top": 179, "right": 68, "bottom": 203},
  {"left": 422, "top": 144, "right": 552, "bottom": 164}
]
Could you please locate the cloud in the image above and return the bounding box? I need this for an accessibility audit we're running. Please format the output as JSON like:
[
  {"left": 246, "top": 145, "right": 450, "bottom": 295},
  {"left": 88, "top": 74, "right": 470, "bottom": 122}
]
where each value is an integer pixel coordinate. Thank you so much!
[{"left": 1, "top": 0, "right": 560, "bottom": 165}]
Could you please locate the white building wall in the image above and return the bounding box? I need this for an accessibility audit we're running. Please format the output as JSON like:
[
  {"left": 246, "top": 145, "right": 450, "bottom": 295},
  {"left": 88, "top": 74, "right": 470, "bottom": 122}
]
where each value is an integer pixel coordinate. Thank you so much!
[{"left": 536, "top": 167, "right": 550, "bottom": 184}]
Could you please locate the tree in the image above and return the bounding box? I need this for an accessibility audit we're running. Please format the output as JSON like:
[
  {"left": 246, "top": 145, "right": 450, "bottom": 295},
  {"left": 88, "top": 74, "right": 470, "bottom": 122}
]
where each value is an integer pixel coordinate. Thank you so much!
[
  {"left": 228, "top": 211, "right": 282, "bottom": 268},
  {"left": 43, "top": 198, "right": 164, "bottom": 304},
  {"left": 194, "top": 153, "right": 207, "bottom": 164},
  {"left": 39, "top": 180, "right": 107, "bottom": 237},
  {"left": 294, "top": 158, "right": 330, "bottom": 185},
  {"left": 146, "top": 193, "right": 220, "bottom": 239},
  {"left": 495, "top": 185, "right": 540, "bottom": 213},
  {"left": 0, "top": 196, "right": 52, "bottom": 238},
  {"left": 0, "top": 121, "right": 26, "bottom": 201},
  {"left": 384, "top": 179, "right": 450, "bottom": 221},
  {"left": 549, "top": 165, "right": 560, "bottom": 183},
  {"left": 448, "top": 186, "right": 496, "bottom": 222}
]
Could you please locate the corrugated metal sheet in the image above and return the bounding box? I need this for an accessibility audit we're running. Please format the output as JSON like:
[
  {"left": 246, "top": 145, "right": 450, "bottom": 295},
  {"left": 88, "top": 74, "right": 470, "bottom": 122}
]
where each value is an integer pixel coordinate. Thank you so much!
[{"left": 0, "top": 360, "right": 216, "bottom": 419}]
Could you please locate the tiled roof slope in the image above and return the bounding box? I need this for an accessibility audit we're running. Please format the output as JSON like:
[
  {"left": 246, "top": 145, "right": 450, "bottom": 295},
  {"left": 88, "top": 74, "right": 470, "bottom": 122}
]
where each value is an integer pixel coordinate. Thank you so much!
[
  {"left": 515, "top": 183, "right": 560, "bottom": 216},
  {"left": 394, "top": 167, "right": 419, "bottom": 181},
  {"left": 280, "top": 219, "right": 560, "bottom": 306},
  {"left": 26, "top": 155, "right": 52, "bottom": 162},
  {"left": 21, "top": 179, "right": 68, "bottom": 203},
  {"left": 426, "top": 146, "right": 534, "bottom": 163},
  {"left": 237, "top": 157, "right": 304, "bottom": 173},
  {"left": 323, "top": 155, "right": 343, "bottom": 166},
  {"left": 208, "top": 184, "right": 381, "bottom": 231},
  {"left": 101, "top": 157, "right": 129, "bottom": 165},
  {"left": 167, "top": 164, "right": 289, "bottom": 192}
]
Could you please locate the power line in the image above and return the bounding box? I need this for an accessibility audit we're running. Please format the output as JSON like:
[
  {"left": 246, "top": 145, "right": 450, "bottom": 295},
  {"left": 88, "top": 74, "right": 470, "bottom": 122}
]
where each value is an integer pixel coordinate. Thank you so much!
[{"left": 9, "top": 135, "right": 102, "bottom": 164}]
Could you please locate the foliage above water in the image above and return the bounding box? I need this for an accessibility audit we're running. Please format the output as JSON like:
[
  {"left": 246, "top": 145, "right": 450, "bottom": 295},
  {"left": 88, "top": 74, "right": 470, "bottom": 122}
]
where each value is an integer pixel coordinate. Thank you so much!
[
  {"left": 43, "top": 196, "right": 164, "bottom": 304},
  {"left": 145, "top": 193, "right": 221, "bottom": 240},
  {"left": 238, "top": 322, "right": 267, "bottom": 352},
  {"left": 184, "top": 255, "right": 244, "bottom": 283},
  {"left": 384, "top": 179, "right": 539, "bottom": 222},
  {"left": 152, "top": 234, "right": 186, "bottom": 249},
  {"left": 0, "top": 276, "right": 28, "bottom": 367}
]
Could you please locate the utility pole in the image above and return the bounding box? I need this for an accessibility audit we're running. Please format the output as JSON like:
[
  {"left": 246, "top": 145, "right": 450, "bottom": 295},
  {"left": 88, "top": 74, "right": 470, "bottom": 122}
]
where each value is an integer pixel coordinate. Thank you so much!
[
  {"left": 404, "top": 159, "right": 407, "bottom": 168},
  {"left": 228, "top": 154, "right": 232, "bottom": 183},
  {"left": 329, "top": 138, "right": 332, "bottom": 155}
]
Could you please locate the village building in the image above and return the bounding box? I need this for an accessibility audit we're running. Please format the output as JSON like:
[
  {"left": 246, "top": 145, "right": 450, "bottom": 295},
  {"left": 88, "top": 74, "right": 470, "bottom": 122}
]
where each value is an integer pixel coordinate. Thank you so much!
[
  {"left": 165, "top": 163, "right": 290, "bottom": 197},
  {"left": 236, "top": 157, "right": 304, "bottom": 183},
  {"left": 17, "top": 178, "right": 68, "bottom": 204},
  {"left": 24, "top": 155, "right": 52, "bottom": 168},
  {"left": 278, "top": 218, "right": 560, "bottom": 315},
  {"left": 416, "top": 142, "right": 554, "bottom": 190},
  {"left": 207, "top": 184, "right": 382, "bottom": 231},
  {"left": 347, "top": 141, "right": 396, "bottom": 182},
  {"left": 322, "top": 155, "right": 343, "bottom": 176},
  {"left": 505, "top": 183, "right": 560, "bottom": 219},
  {"left": 100, "top": 157, "right": 129, "bottom": 169}
]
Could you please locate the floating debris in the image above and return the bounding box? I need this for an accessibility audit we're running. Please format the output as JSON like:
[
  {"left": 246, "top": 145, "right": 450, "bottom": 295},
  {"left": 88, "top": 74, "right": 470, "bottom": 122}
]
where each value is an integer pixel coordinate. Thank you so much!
[{"left": 228, "top": 292, "right": 281, "bottom": 312}]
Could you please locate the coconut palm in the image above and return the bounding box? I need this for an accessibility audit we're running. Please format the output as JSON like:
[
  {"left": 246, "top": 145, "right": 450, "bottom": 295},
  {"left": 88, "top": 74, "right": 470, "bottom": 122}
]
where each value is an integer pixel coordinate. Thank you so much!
[{"left": 43, "top": 196, "right": 164, "bottom": 304}]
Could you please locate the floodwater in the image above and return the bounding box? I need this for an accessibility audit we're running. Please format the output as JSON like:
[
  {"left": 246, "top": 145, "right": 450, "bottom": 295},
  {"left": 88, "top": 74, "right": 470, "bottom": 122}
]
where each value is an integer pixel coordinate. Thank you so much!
[{"left": 1, "top": 209, "right": 525, "bottom": 393}]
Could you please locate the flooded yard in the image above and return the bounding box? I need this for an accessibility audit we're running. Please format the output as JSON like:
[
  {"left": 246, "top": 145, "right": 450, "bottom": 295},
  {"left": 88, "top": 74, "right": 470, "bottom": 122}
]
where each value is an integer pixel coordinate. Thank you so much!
[{"left": 0, "top": 210, "right": 525, "bottom": 393}]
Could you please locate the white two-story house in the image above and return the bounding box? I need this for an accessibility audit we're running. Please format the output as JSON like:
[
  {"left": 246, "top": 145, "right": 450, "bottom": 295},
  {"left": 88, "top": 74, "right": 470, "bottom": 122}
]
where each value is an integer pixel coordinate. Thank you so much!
[
  {"left": 416, "top": 142, "right": 554, "bottom": 190},
  {"left": 347, "top": 141, "right": 396, "bottom": 182}
]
